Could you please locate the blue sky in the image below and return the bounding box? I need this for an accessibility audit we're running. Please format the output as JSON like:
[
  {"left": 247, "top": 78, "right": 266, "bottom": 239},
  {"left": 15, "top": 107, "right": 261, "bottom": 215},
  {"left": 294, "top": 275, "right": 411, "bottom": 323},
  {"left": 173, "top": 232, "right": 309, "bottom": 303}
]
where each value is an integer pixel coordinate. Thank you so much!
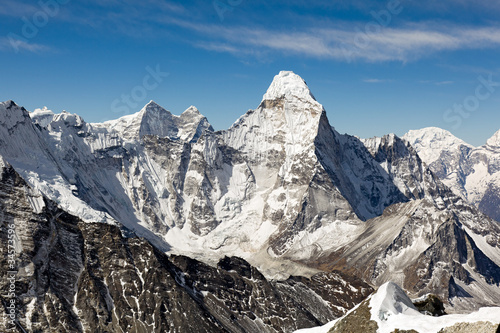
[{"left": 1, "top": 0, "right": 500, "bottom": 146}]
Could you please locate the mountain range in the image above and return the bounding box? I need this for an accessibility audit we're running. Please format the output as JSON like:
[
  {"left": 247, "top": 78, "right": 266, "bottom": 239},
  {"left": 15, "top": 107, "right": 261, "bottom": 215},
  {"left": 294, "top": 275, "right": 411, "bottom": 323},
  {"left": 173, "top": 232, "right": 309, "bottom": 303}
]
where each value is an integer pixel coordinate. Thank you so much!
[
  {"left": 1, "top": 71, "right": 499, "bottom": 332},
  {"left": 404, "top": 127, "right": 500, "bottom": 223}
]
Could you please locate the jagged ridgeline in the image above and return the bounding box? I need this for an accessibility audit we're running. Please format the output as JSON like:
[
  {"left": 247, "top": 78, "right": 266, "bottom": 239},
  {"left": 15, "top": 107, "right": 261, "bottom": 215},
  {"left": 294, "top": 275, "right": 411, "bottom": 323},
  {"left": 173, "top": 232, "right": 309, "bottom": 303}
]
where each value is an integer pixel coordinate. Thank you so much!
[{"left": 1, "top": 71, "right": 500, "bottom": 332}]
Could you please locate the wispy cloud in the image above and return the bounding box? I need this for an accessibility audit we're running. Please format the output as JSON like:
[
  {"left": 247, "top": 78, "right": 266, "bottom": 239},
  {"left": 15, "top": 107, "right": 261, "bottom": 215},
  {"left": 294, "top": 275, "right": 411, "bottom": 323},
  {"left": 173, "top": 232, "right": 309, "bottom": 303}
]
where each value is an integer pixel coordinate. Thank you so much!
[
  {"left": 173, "top": 21, "right": 500, "bottom": 63},
  {"left": 0, "top": 0, "right": 38, "bottom": 17},
  {"left": 0, "top": 37, "right": 51, "bottom": 53},
  {"left": 435, "top": 81, "right": 454, "bottom": 85},
  {"left": 419, "top": 80, "right": 455, "bottom": 85},
  {"left": 4, "top": 0, "right": 500, "bottom": 63},
  {"left": 363, "top": 78, "right": 392, "bottom": 83}
]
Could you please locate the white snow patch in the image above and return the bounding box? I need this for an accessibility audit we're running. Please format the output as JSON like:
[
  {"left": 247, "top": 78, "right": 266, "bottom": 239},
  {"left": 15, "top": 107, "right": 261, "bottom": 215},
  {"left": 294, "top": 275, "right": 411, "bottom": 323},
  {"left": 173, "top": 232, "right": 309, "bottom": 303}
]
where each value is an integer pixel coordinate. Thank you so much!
[
  {"left": 25, "top": 187, "right": 45, "bottom": 213},
  {"left": 25, "top": 298, "right": 36, "bottom": 331}
]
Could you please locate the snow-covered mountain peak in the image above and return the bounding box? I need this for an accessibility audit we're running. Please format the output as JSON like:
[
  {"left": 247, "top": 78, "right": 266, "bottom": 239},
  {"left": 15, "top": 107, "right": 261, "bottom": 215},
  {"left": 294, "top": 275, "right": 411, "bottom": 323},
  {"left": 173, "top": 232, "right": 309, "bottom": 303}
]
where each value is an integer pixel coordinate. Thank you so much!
[
  {"left": 102, "top": 101, "right": 212, "bottom": 142},
  {"left": 181, "top": 105, "right": 201, "bottom": 116},
  {"left": 225, "top": 71, "right": 326, "bottom": 155},
  {"left": 262, "top": 71, "right": 316, "bottom": 102},
  {"left": 370, "top": 282, "right": 419, "bottom": 322},
  {"left": 177, "top": 106, "right": 214, "bottom": 142},
  {"left": 30, "top": 107, "right": 55, "bottom": 128},
  {"left": 138, "top": 100, "right": 172, "bottom": 119},
  {"left": 51, "top": 111, "right": 85, "bottom": 128},
  {"left": 487, "top": 129, "right": 500, "bottom": 147},
  {"left": 103, "top": 101, "right": 175, "bottom": 141},
  {"left": 0, "top": 154, "right": 6, "bottom": 168},
  {"left": 404, "top": 127, "right": 470, "bottom": 147},
  {"left": 0, "top": 100, "right": 31, "bottom": 128},
  {"left": 32, "top": 106, "right": 54, "bottom": 116},
  {"left": 403, "top": 127, "right": 473, "bottom": 164}
]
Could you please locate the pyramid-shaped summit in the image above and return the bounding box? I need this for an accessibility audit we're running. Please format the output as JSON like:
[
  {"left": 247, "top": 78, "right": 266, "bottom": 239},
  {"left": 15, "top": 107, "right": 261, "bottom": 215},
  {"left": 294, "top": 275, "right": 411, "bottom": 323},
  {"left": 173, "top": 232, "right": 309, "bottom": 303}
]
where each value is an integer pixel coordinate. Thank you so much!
[{"left": 262, "top": 71, "right": 316, "bottom": 102}]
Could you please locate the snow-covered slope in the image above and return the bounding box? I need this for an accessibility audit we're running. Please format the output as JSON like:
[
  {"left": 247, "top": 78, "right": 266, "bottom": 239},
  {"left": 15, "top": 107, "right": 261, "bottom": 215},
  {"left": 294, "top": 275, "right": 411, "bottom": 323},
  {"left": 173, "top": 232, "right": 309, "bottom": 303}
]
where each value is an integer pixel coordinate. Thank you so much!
[
  {"left": 295, "top": 282, "right": 500, "bottom": 333},
  {"left": 0, "top": 101, "right": 113, "bottom": 224},
  {"left": 404, "top": 127, "right": 500, "bottom": 223}
]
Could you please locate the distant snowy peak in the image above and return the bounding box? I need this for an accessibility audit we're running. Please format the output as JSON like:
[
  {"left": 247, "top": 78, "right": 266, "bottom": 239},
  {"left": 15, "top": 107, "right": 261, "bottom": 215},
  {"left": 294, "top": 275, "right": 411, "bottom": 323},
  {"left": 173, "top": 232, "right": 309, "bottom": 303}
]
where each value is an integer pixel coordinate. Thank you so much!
[
  {"left": 177, "top": 105, "right": 214, "bottom": 142},
  {"left": 30, "top": 107, "right": 87, "bottom": 133},
  {"left": 487, "top": 129, "right": 500, "bottom": 147},
  {"left": 180, "top": 105, "right": 201, "bottom": 117},
  {"left": 136, "top": 100, "right": 177, "bottom": 139},
  {"left": 140, "top": 100, "right": 172, "bottom": 118},
  {"left": 403, "top": 127, "right": 473, "bottom": 164},
  {"left": 30, "top": 106, "right": 55, "bottom": 127},
  {"left": 262, "top": 71, "right": 316, "bottom": 102},
  {"left": 106, "top": 100, "right": 212, "bottom": 142},
  {"left": 103, "top": 100, "right": 172, "bottom": 140},
  {"left": 51, "top": 111, "right": 85, "bottom": 129}
]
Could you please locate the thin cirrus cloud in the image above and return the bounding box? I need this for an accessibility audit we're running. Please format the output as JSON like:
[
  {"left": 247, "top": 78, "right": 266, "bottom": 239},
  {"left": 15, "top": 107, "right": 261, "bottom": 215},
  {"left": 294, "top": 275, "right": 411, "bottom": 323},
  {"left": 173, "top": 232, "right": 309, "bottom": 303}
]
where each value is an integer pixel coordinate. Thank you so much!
[
  {"left": 435, "top": 81, "right": 454, "bottom": 85},
  {"left": 0, "top": 37, "right": 51, "bottom": 53},
  {"left": 363, "top": 79, "right": 393, "bottom": 83},
  {"left": 181, "top": 21, "right": 500, "bottom": 63}
]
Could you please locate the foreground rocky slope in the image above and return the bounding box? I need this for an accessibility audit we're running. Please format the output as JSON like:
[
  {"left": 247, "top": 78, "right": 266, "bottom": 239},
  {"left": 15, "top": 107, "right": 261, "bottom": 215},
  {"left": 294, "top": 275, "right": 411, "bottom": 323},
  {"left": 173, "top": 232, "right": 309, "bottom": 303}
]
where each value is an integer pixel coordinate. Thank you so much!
[{"left": 0, "top": 157, "right": 371, "bottom": 332}]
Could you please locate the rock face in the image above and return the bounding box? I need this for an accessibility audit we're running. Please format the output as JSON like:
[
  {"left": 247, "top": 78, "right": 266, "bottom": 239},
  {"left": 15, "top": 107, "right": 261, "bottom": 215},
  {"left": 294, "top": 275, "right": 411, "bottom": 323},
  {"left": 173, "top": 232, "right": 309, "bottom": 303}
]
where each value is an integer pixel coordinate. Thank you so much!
[
  {"left": 403, "top": 127, "right": 500, "bottom": 223},
  {"left": 437, "top": 321, "right": 500, "bottom": 333},
  {"left": 327, "top": 298, "right": 378, "bottom": 333},
  {"left": 0, "top": 157, "right": 372, "bottom": 332},
  {"left": 412, "top": 294, "right": 446, "bottom": 316}
]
